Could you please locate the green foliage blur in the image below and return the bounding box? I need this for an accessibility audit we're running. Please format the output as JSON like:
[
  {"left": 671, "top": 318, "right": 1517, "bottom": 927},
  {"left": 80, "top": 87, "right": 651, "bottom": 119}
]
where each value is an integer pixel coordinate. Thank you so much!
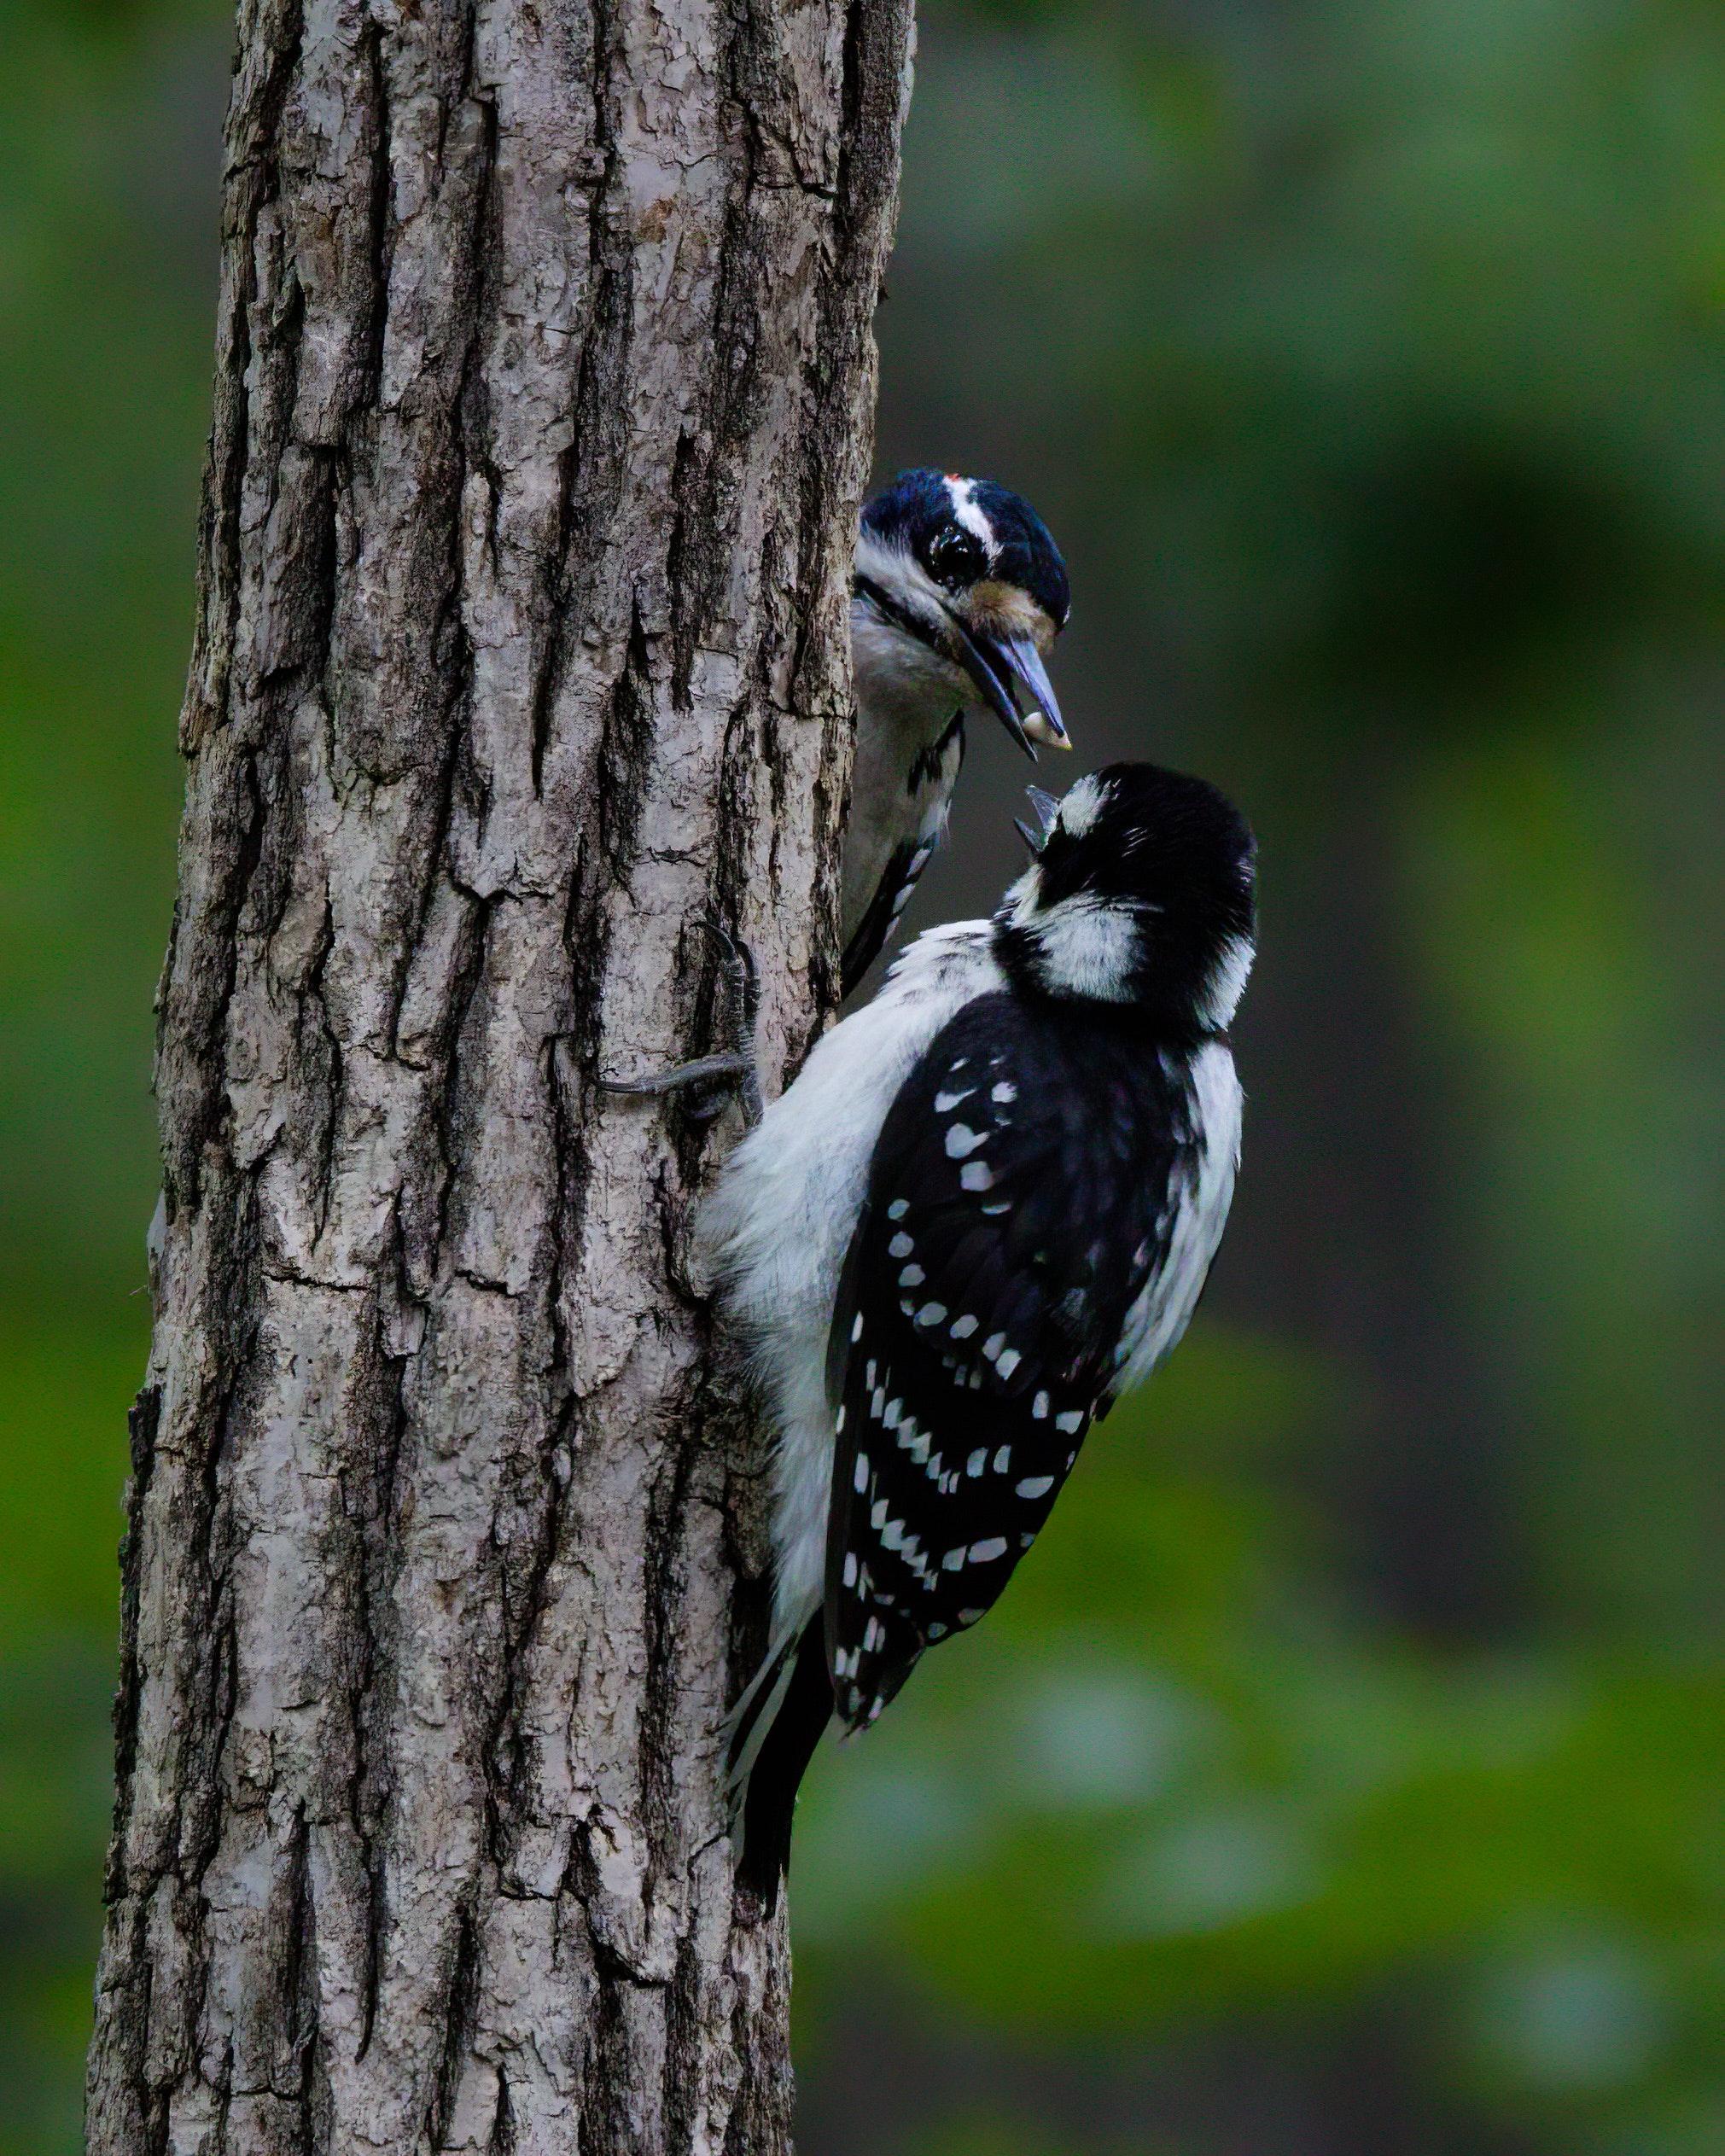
[
  {"left": 3, "top": 0, "right": 1722, "bottom": 2150},
  {"left": 2, "top": 1, "right": 224, "bottom": 2145}
]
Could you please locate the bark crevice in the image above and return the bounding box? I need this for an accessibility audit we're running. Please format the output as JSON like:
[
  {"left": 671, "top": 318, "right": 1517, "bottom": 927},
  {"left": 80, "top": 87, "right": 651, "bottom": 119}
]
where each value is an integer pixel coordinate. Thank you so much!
[{"left": 89, "top": 0, "right": 914, "bottom": 2147}]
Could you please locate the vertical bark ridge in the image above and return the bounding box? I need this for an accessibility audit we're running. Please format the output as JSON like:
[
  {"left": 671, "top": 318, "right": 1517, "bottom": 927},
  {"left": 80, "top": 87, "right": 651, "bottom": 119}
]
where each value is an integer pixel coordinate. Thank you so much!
[{"left": 88, "top": 0, "right": 914, "bottom": 2147}]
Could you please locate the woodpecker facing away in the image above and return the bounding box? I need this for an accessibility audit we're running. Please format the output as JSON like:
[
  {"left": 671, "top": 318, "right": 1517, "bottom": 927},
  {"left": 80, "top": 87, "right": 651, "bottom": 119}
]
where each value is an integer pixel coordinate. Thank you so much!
[
  {"left": 702, "top": 764, "right": 1257, "bottom": 1899},
  {"left": 843, "top": 469, "right": 1072, "bottom": 994}
]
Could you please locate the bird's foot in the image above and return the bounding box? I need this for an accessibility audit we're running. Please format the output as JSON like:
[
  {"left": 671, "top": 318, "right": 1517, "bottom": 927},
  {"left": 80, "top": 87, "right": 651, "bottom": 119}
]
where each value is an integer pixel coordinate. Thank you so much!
[
  {"left": 601, "top": 918, "right": 764, "bottom": 1128},
  {"left": 603, "top": 1050, "right": 761, "bottom": 1124}
]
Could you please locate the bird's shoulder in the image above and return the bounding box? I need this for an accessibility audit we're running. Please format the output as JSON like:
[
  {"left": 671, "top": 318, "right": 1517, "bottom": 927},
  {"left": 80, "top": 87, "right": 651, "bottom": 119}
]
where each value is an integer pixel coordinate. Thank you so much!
[{"left": 871, "top": 993, "right": 1193, "bottom": 1230}]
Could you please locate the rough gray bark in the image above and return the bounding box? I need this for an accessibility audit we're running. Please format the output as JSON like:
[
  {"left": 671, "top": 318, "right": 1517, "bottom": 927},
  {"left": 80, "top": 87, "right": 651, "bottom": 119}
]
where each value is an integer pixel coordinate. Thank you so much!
[{"left": 86, "top": 0, "right": 912, "bottom": 2147}]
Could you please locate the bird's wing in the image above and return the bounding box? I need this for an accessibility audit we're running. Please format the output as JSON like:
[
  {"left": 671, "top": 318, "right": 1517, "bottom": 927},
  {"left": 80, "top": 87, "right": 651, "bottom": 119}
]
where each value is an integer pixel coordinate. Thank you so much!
[
  {"left": 823, "top": 992, "right": 1184, "bottom": 1727},
  {"left": 840, "top": 716, "right": 965, "bottom": 996},
  {"left": 841, "top": 836, "right": 932, "bottom": 998}
]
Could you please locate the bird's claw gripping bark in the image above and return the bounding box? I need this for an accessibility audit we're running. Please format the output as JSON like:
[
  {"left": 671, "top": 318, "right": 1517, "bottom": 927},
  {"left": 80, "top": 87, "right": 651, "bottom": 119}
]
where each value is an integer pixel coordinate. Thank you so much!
[{"left": 601, "top": 918, "right": 765, "bottom": 1128}]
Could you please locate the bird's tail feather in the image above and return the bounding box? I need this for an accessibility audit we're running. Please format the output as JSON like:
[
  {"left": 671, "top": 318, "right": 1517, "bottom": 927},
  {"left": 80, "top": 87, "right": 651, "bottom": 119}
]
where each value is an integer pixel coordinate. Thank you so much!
[
  {"left": 721, "top": 1623, "right": 803, "bottom": 1820},
  {"left": 726, "top": 1621, "right": 833, "bottom": 1908}
]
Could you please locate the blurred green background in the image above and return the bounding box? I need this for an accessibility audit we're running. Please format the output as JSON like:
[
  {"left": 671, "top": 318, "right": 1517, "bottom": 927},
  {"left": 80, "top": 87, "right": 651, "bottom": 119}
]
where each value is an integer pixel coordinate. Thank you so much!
[{"left": 3, "top": 0, "right": 1723, "bottom": 2149}]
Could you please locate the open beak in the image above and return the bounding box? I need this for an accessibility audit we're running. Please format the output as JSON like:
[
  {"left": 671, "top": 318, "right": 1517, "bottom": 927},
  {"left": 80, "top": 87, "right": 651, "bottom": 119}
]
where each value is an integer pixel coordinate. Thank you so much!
[
  {"left": 945, "top": 620, "right": 1068, "bottom": 761},
  {"left": 1014, "top": 784, "right": 1062, "bottom": 855},
  {"left": 998, "top": 637, "right": 1069, "bottom": 751}
]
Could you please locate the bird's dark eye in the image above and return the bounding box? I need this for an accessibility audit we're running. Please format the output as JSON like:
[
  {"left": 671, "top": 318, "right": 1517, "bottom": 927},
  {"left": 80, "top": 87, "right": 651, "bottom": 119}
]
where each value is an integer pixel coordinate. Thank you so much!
[{"left": 926, "top": 523, "right": 985, "bottom": 591}]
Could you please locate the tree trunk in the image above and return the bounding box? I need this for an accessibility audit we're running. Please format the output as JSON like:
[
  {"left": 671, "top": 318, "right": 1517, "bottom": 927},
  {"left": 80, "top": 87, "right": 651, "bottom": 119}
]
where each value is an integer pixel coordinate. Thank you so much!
[{"left": 86, "top": 0, "right": 912, "bottom": 2147}]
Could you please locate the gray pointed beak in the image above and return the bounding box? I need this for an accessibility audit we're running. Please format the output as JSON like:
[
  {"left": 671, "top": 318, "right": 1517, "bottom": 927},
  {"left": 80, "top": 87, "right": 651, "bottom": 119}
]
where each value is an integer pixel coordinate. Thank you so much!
[
  {"left": 947, "top": 616, "right": 1037, "bottom": 760},
  {"left": 996, "top": 636, "right": 1068, "bottom": 749},
  {"left": 1015, "top": 784, "right": 1062, "bottom": 856}
]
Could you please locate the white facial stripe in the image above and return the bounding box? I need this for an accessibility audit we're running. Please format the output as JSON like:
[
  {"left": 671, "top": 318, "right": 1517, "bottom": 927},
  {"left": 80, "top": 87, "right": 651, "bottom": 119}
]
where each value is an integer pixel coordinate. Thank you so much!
[
  {"left": 1025, "top": 897, "right": 1141, "bottom": 1002},
  {"left": 856, "top": 527, "right": 946, "bottom": 610},
  {"left": 1058, "top": 773, "right": 1109, "bottom": 838},
  {"left": 1200, "top": 932, "right": 1256, "bottom": 1030},
  {"left": 854, "top": 527, "right": 906, "bottom": 583},
  {"left": 854, "top": 527, "right": 965, "bottom": 668},
  {"left": 945, "top": 475, "right": 998, "bottom": 557}
]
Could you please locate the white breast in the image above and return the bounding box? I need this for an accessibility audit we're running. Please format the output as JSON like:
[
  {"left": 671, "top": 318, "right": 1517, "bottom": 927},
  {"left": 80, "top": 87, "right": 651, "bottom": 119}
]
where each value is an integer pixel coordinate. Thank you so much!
[
  {"left": 844, "top": 593, "right": 973, "bottom": 947},
  {"left": 702, "top": 921, "right": 1007, "bottom": 1634}
]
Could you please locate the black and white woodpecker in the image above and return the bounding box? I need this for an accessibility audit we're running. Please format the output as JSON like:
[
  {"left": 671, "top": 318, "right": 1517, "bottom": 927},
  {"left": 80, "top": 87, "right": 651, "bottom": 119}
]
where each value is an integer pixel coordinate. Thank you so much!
[
  {"left": 702, "top": 763, "right": 1257, "bottom": 1897},
  {"left": 842, "top": 469, "right": 1073, "bottom": 994}
]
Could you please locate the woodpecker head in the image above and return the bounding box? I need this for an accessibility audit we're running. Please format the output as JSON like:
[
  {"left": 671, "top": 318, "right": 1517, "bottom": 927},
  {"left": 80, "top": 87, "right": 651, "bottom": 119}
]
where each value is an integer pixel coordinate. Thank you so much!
[
  {"left": 997, "top": 765, "right": 1256, "bottom": 1029},
  {"left": 855, "top": 469, "right": 1071, "bottom": 758}
]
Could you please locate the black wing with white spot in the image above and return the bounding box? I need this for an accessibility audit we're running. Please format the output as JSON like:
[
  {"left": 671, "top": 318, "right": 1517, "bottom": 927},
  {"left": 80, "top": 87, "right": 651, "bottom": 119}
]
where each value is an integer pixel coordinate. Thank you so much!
[
  {"left": 842, "top": 835, "right": 935, "bottom": 997},
  {"left": 823, "top": 993, "right": 1192, "bottom": 1727},
  {"left": 841, "top": 715, "right": 965, "bottom": 995}
]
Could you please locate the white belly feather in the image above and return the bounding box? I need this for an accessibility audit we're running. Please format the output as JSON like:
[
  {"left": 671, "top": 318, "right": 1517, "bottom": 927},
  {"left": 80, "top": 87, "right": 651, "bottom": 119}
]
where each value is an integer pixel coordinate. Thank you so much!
[{"left": 702, "top": 921, "right": 1006, "bottom": 1634}]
